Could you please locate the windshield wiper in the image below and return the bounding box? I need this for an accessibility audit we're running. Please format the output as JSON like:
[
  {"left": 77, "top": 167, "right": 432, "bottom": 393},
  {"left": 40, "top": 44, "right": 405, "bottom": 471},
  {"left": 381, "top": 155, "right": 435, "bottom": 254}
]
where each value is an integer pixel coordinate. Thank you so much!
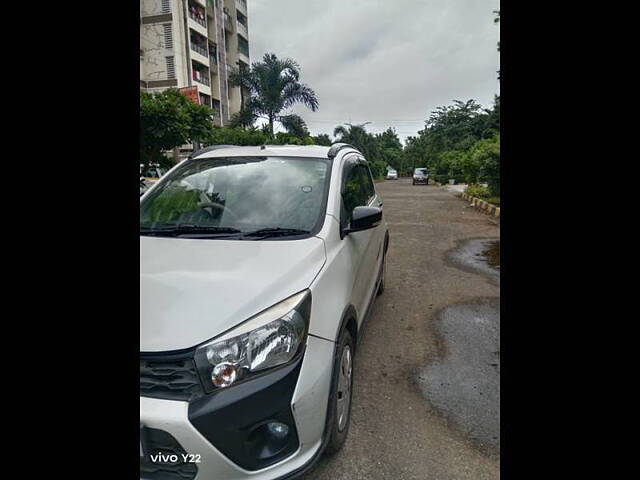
[
  {"left": 241, "top": 227, "right": 311, "bottom": 238},
  {"left": 140, "top": 224, "right": 242, "bottom": 237}
]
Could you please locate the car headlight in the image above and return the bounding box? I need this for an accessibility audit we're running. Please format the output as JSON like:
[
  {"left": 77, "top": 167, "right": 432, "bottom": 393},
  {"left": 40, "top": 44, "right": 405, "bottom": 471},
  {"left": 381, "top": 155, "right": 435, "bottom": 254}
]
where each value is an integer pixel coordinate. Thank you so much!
[{"left": 194, "top": 290, "right": 311, "bottom": 392}]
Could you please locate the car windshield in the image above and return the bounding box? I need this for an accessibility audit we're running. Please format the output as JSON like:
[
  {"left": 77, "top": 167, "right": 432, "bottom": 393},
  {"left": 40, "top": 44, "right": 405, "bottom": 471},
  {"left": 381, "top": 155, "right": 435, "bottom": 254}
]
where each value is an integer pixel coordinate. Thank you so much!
[
  {"left": 414, "top": 168, "right": 427, "bottom": 175},
  {"left": 140, "top": 156, "right": 330, "bottom": 238}
]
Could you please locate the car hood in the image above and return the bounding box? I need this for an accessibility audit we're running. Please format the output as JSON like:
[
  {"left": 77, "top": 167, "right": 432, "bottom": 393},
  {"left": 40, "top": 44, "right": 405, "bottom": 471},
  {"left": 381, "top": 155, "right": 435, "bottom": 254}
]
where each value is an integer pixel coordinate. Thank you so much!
[{"left": 140, "top": 236, "right": 326, "bottom": 352}]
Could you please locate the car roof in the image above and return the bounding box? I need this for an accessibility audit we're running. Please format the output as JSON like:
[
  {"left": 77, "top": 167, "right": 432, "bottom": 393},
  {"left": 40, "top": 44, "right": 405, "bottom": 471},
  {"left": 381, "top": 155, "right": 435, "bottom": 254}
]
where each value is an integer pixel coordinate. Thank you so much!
[{"left": 192, "top": 145, "right": 334, "bottom": 160}]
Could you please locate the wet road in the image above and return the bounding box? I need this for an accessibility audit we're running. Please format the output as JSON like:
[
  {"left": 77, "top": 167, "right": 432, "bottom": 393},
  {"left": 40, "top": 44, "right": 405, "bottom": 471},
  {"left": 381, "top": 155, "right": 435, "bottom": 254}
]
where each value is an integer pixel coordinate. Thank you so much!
[{"left": 301, "top": 179, "right": 500, "bottom": 480}]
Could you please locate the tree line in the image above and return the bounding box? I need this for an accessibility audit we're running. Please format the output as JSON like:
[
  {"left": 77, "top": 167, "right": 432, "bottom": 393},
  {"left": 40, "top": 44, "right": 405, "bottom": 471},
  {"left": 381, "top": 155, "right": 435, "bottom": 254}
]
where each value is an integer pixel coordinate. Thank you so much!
[{"left": 141, "top": 52, "right": 499, "bottom": 192}]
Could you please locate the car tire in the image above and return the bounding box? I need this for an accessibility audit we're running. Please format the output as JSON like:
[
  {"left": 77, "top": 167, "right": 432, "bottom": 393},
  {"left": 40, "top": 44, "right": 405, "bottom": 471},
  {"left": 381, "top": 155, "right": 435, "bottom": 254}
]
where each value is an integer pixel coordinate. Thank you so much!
[
  {"left": 412, "top": 180, "right": 416, "bottom": 185},
  {"left": 324, "top": 328, "right": 355, "bottom": 456}
]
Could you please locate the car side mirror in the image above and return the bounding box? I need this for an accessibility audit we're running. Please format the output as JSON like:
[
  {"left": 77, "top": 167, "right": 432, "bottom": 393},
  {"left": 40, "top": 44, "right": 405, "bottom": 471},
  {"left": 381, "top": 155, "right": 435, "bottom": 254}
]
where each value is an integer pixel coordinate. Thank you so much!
[{"left": 343, "top": 206, "right": 382, "bottom": 237}]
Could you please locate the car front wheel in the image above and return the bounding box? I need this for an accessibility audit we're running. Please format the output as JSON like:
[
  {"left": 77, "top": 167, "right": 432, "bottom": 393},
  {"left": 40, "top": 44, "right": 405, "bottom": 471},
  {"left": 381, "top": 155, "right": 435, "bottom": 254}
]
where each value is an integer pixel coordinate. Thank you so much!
[{"left": 324, "top": 329, "right": 354, "bottom": 455}]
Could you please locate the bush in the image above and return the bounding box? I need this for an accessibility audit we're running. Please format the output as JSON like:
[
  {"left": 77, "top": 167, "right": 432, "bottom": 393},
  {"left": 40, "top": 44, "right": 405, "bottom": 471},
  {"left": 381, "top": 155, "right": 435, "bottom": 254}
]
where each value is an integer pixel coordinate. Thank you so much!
[
  {"left": 434, "top": 174, "right": 448, "bottom": 184},
  {"left": 433, "top": 174, "right": 465, "bottom": 184},
  {"left": 471, "top": 135, "right": 500, "bottom": 195},
  {"left": 464, "top": 184, "right": 490, "bottom": 198},
  {"left": 206, "top": 126, "right": 268, "bottom": 146}
]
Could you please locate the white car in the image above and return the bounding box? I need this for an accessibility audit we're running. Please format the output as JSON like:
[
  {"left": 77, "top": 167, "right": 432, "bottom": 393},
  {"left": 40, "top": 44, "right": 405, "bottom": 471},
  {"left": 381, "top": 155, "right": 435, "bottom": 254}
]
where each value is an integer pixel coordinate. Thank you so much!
[
  {"left": 140, "top": 144, "right": 389, "bottom": 480},
  {"left": 386, "top": 169, "right": 398, "bottom": 180}
]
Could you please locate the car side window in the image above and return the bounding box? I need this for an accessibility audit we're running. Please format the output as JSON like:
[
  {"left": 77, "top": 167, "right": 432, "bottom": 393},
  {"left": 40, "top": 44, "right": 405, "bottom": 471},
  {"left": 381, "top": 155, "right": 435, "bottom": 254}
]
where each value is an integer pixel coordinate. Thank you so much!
[
  {"left": 362, "top": 164, "right": 376, "bottom": 204},
  {"left": 341, "top": 160, "right": 372, "bottom": 227}
]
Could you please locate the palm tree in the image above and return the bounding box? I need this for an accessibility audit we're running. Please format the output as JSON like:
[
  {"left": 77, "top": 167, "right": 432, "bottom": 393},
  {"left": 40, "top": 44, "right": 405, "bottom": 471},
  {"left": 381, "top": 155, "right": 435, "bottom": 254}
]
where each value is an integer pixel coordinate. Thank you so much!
[
  {"left": 333, "top": 123, "right": 380, "bottom": 161},
  {"left": 228, "top": 53, "right": 319, "bottom": 137},
  {"left": 333, "top": 123, "right": 374, "bottom": 153}
]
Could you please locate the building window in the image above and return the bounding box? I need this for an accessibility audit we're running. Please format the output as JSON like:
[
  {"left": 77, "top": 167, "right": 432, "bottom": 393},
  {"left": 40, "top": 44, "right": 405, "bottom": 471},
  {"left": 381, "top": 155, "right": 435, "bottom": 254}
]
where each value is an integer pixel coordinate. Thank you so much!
[
  {"left": 209, "top": 43, "right": 218, "bottom": 64},
  {"left": 199, "top": 93, "right": 211, "bottom": 107},
  {"left": 192, "top": 60, "right": 210, "bottom": 86},
  {"left": 166, "top": 56, "right": 176, "bottom": 79},
  {"left": 161, "top": 0, "right": 171, "bottom": 14},
  {"left": 163, "top": 23, "right": 173, "bottom": 50},
  {"left": 237, "top": 35, "right": 249, "bottom": 56},
  {"left": 237, "top": 11, "right": 247, "bottom": 26},
  {"left": 190, "top": 29, "right": 208, "bottom": 57}
]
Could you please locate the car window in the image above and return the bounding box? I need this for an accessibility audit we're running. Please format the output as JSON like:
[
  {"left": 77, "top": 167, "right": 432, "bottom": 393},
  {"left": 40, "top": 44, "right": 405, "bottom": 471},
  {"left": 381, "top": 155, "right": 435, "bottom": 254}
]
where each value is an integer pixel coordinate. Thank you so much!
[
  {"left": 140, "top": 156, "right": 330, "bottom": 235},
  {"left": 361, "top": 164, "right": 376, "bottom": 203},
  {"left": 341, "top": 160, "right": 374, "bottom": 227}
]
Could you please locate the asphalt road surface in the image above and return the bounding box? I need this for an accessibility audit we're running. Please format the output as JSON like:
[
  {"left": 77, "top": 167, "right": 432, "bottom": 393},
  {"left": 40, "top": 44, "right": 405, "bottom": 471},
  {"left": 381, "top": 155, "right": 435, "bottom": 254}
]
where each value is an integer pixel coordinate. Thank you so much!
[{"left": 301, "top": 178, "right": 500, "bottom": 480}]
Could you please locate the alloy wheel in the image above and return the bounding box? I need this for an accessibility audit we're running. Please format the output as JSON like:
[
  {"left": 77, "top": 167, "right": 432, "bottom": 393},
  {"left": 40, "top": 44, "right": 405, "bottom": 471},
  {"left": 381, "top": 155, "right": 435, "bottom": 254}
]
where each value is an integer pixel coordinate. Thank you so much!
[{"left": 336, "top": 345, "right": 353, "bottom": 432}]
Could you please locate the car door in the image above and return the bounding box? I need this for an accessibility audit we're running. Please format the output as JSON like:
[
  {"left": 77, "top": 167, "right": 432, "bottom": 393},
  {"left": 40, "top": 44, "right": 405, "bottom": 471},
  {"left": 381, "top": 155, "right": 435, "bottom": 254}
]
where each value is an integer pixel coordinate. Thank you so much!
[
  {"left": 359, "top": 162, "right": 385, "bottom": 307},
  {"left": 340, "top": 156, "right": 380, "bottom": 321}
]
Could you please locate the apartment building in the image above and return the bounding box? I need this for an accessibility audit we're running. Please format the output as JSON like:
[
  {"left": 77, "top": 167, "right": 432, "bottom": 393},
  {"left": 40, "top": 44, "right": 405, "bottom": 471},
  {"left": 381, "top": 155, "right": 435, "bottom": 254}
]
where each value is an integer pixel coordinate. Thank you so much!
[{"left": 140, "top": 0, "right": 250, "bottom": 128}]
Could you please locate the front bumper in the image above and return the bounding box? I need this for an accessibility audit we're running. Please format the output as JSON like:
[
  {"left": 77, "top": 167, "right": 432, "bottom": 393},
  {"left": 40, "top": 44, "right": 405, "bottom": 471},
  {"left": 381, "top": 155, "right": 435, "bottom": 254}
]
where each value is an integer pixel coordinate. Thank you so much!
[{"left": 140, "top": 335, "right": 335, "bottom": 480}]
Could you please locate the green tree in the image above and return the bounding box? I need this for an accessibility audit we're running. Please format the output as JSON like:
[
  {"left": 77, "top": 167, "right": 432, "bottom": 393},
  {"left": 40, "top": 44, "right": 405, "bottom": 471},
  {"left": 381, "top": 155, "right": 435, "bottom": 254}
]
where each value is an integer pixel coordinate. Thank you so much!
[
  {"left": 402, "top": 99, "right": 487, "bottom": 175},
  {"left": 375, "top": 128, "right": 404, "bottom": 172},
  {"left": 228, "top": 53, "right": 319, "bottom": 137},
  {"left": 400, "top": 98, "right": 500, "bottom": 188},
  {"left": 279, "top": 114, "right": 310, "bottom": 138},
  {"left": 312, "top": 133, "right": 332, "bottom": 146},
  {"left": 140, "top": 89, "right": 213, "bottom": 168},
  {"left": 333, "top": 123, "right": 386, "bottom": 178},
  {"left": 473, "top": 135, "right": 500, "bottom": 195}
]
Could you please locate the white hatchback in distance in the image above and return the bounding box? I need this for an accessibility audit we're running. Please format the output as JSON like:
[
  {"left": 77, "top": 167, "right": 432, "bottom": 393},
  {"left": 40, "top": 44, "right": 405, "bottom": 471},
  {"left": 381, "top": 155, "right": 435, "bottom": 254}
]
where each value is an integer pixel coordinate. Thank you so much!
[
  {"left": 140, "top": 144, "right": 389, "bottom": 480},
  {"left": 386, "top": 168, "right": 398, "bottom": 180}
]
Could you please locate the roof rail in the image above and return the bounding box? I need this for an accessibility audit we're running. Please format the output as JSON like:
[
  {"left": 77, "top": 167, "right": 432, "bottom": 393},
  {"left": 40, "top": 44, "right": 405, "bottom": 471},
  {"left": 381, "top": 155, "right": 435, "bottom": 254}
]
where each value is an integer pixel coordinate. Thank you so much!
[
  {"left": 189, "top": 145, "right": 237, "bottom": 159},
  {"left": 327, "top": 143, "right": 360, "bottom": 159}
]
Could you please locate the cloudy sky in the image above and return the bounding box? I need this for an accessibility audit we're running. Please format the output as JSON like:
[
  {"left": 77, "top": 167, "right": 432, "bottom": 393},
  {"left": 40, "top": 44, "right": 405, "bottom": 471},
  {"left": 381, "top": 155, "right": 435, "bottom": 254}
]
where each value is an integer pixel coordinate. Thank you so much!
[{"left": 246, "top": 0, "right": 500, "bottom": 143}]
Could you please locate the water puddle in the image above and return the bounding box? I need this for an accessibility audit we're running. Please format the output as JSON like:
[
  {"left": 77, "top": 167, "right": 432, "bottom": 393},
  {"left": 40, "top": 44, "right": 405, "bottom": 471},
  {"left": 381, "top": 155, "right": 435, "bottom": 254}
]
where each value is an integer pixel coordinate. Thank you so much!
[
  {"left": 418, "top": 298, "right": 500, "bottom": 456},
  {"left": 446, "top": 238, "right": 500, "bottom": 285}
]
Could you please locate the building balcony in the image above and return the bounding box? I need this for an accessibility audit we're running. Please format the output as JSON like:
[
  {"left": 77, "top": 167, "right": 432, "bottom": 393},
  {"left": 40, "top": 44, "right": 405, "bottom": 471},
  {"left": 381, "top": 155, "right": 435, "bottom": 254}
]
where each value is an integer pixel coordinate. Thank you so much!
[
  {"left": 189, "top": 11, "right": 207, "bottom": 27},
  {"left": 192, "top": 63, "right": 211, "bottom": 86},
  {"left": 238, "top": 45, "right": 249, "bottom": 58},
  {"left": 193, "top": 74, "right": 210, "bottom": 86},
  {"left": 237, "top": 35, "right": 250, "bottom": 59},
  {"left": 191, "top": 42, "right": 208, "bottom": 57},
  {"left": 236, "top": 0, "right": 247, "bottom": 14},
  {"left": 237, "top": 21, "right": 248, "bottom": 39},
  {"left": 189, "top": 2, "right": 207, "bottom": 27}
]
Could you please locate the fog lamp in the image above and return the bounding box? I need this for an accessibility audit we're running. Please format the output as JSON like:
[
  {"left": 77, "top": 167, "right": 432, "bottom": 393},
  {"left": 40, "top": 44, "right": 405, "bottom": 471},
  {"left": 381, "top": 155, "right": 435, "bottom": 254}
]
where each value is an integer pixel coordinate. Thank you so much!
[{"left": 266, "top": 422, "right": 289, "bottom": 440}]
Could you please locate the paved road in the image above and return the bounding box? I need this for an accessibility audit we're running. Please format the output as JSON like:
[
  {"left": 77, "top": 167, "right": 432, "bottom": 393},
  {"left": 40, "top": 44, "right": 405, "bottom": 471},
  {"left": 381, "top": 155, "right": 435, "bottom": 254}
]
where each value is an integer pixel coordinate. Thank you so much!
[{"left": 302, "top": 179, "right": 500, "bottom": 480}]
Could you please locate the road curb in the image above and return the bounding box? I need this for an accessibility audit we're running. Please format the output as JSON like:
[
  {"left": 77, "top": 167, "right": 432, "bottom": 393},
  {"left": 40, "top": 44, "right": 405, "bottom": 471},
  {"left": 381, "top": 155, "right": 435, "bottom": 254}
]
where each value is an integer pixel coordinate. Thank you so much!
[{"left": 460, "top": 192, "right": 500, "bottom": 218}]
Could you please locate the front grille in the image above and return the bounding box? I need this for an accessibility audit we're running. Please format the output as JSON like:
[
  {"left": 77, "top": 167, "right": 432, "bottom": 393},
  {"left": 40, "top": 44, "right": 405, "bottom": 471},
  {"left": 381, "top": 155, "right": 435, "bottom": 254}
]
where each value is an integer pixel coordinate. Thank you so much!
[
  {"left": 141, "top": 428, "right": 198, "bottom": 480},
  {"left": 140, "top": 351, "right": 203, "bottom": 402}
]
